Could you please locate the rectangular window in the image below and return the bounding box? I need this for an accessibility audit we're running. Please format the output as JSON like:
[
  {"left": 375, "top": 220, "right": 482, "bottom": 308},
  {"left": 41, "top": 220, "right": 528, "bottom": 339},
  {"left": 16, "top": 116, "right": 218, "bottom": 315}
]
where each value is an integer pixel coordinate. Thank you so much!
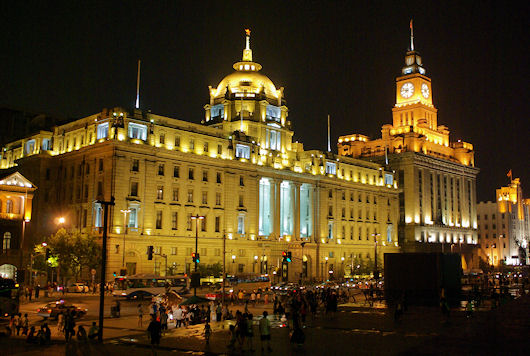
[
  {"left": 94, "top": 204, "right": 103, "bottom": 227},
  {"left": 130, "top": 182, "right": 138, "bottom": 196},
  {"left": 132, "top": 159, "right": 139, "bottom": 172},
  {"left": 175, "top": 136, "right": 180, "bottom": 147},
  {"left": 203, "top": 142, "right": 209, "bottom": 152},
  {"left": 157, "top": 186, "right": 164, "bottom": 200},
  {"left": 158, "top": 164, "right": 164, "bottom": 176},
  {"left": 96, "top": 122, "right": 109, "bottom": 139},
  {"left": 237, "top": 216, "right": 245, "bottom": 234},
  {"left": 215, "top": 216, "right": 220, "bottom": 232},
  {"left": 99, "top": 159, "right": 104, "bottom": 171},
  {"left": 156, "top": 211, "right": 162, "bottom": 229},
  {"left": 189, "top": 168, "right": 194, "bottom": 180},
  {"left": 239, "top": 176, "right": 244, "bottom": 186},
  {"left": 239, "top": 194, "right": 244, "bottom": 207},
  {"left": 173, "top": 188, "right": 179, "bottom": 202},
  {"left": 202, "top": 191, "right": 208, "bottom": 205},
  {"left": 201, "top": 217, "right": 207, "bottom": 232},
  {"left": 173, "top": 166, "right": 180, "bottom": 178},
  {"left": 215, "top": 192, "right": 221, "bottom": 205},
  {"left": 202, "top": 170, "right": 208, "bottom": 182},
  {"left": 128, "top": 123, "right": 147, "bottom": 140},
  {"left": 171, "top": 247, "right": 177, "bottom": 255},
  {"left": 328, "top": 205, "right": 333, "bottom": 217},
  {"left": 187, "top": 213, "right": 192, "bottom": 231},
  {"left": 200, "top": 248, "right": 207, "bottom": 256},
  {"left": 325, "top": 162, "right": 336, "bottom": 175},
  {"left": 128, "top": 207, "right": 138, "bottom": 228},
  {"left": 190, "top": 139, "right": 195, "bottom": 150},
  {"left": 216, "top": 172, "right": 222, "bottom": 183},
  {"left": 172, "top": 212, "right": 178, "bottom": 230},
  {"left": 159, "top": 134, "right": 165, "bottom": 144},
  {"left": 235, "top": 144, "right": 250, "bottom": 159},
  {"left": 214, "top": 248, "right": 221, "bottom": 256},
  {"left": 187, "top": 189, "right": 194, "bottom": 203},
  {"left": 217, "top": 144, "right": 222, "bottom": 155}
]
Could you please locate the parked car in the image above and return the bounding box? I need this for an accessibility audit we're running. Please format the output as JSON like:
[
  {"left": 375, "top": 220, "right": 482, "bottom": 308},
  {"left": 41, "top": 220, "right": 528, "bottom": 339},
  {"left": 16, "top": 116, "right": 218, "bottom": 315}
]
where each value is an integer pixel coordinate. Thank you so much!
[
  {"left": 37, "top": 300, "right": 87, "bottom": 320},
  {"left": 66, "top": 283, "right": 89, "bottom": 293},
  {"left": 205, "top": 289, "right": 232, "bottom": 301}
]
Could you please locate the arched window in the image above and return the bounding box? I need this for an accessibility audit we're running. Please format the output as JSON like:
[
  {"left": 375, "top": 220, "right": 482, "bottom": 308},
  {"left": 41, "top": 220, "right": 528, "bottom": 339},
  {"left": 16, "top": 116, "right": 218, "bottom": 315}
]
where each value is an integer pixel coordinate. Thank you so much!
[
  {"left": 3, "top": 232, "right": 11, "bottom": 250},
  {"left": 6, "top": 200, "right": 13, "bottom": 214}
]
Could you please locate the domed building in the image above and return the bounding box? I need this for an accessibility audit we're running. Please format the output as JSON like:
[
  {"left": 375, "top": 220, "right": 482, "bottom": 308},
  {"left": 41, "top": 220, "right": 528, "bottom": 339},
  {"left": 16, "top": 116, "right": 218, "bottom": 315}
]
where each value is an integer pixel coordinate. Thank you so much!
[{"left": 1, "top": 30, "right": 400, "bottom": 283}]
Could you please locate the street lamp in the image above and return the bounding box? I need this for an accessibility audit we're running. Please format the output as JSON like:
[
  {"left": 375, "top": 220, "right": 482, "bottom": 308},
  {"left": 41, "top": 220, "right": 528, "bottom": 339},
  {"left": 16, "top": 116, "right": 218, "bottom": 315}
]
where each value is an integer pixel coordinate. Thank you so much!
[
  {"left": 253, "top": 255, "right": 258, "bottom": 273},
  {"left": 231, "top": 254, "right": 236, "bottom": 274},
  {"left": 120, "top": 209, "right": 131, "bottom": 272},
  {"left": 490, "top": 243, "right": 496, "bottom": 267},
  {"left": 57, "top": 217, "right": 65, "bottom": 225},
  {"left": 324, "top": 256, "right": 329, "bottom": 281},
  {"left": 372, "top": 233, "right": 381, "bottom": 280},
  {"left": 341, "top": 256, "right": 345, "bottom": 279},
  {"left": 190, "top": 214, "right": 204, "bottom": 296}
]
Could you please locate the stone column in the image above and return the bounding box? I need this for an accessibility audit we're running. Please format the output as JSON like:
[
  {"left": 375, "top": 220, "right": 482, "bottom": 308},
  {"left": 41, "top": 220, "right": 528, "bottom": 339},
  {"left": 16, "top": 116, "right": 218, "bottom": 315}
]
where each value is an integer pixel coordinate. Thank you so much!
[
  {"left": 272, "top": 178, "right": 281, "bottom": 238},
  {"left": 294, "top": 182, "right": 301, "bottom": 240}
]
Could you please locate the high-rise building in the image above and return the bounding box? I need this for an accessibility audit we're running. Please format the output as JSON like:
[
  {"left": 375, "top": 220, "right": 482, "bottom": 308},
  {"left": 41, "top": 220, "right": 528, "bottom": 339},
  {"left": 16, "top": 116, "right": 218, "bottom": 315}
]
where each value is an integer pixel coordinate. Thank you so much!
[
  {"left": 1, "top": 30, "right": 399, "bottom": 282},
  {"left": 337, "top": 26, "right": 480, "bottom": 269},
  {"left": 477, "top": 177, "right": 530, "bottom": 266}
]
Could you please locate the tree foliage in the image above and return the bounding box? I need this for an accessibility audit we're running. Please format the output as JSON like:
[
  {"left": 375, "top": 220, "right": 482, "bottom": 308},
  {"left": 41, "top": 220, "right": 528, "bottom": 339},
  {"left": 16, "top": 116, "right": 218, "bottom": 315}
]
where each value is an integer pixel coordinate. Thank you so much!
[{"left": 35, "top": 229, "right": 102, "bottom": 282}]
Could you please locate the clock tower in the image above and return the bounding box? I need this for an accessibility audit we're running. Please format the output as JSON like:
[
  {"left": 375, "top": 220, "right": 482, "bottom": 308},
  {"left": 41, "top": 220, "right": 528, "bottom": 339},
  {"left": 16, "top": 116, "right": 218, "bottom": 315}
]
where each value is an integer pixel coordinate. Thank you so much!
[{"left": 392, "top": 22, "right": 438, "bottom": 131}]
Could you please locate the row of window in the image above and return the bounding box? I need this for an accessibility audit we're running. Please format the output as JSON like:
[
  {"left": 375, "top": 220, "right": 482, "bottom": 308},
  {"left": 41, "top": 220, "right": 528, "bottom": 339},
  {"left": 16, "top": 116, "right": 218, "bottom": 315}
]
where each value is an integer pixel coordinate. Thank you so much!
[
  {"left": 478, "top": 233, "right": 507, "bottom": 239},
  {"left": 477, "top": 213, "right": 505, "bottom": 220},
  {"left": 2, "top": 232, "right": 11, "bottom": 250},
  {"left": 0, "top": 200, "right": 15, "bottom": 214},
  {"left": 329, "top": 206, "right": 390, "bottom": 222},
  {"left": 329, "top": 189, "right": 385, "bottom": 205}
]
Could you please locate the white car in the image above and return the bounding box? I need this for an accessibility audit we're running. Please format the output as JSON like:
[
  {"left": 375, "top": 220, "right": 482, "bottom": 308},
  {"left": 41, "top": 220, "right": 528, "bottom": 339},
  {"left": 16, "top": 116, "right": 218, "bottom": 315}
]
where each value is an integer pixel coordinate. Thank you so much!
[{"left": 67, "top": 283, "right": 89, "bottom": 293}]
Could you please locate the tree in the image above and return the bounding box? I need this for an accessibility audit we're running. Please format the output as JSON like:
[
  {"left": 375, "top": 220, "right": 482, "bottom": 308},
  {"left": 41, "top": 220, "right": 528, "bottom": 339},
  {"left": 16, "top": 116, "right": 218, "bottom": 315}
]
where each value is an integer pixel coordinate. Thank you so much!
[
  {"left": 197, "top": 262, "right": 223, "bottom": 277},
  {"left": 36, "top": 229, "right": 102, "bottom": 283}
]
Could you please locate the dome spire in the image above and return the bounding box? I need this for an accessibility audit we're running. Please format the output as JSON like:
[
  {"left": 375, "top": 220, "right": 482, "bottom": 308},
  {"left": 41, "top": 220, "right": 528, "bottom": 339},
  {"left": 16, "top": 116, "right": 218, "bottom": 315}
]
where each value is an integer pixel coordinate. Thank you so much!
[{"left": 242, "top": 28, "right": 252, "bottom": 62}]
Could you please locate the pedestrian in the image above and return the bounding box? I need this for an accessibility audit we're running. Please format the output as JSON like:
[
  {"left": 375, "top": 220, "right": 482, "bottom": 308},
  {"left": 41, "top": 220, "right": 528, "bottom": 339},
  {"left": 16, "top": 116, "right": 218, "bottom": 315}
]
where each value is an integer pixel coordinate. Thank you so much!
[
  {"left": 28, "top": 286, "right": 33, "bottom": 301},
  {"left": 228, "top": 324, "right": 237, "bottom": 350},
  {"left": 250, "top": 291, "right": 256, "bottom": 305},
  {"left": 203, "top": 321, "right": 211, "bottom": 345},
  {"left": 88, "top": 322, "right": 99, "bottom": 340},
  {"left": 76, "top": 325, "right": 88, "bottom": 342},
  {"left": 137, "top": 304, "right": 144, "bottom": 327},
  {"left": 235, "top": 310, "right": 247, "bottom": 349},
  {"left": 64, "top": 311, "right": 76, "bottom": 342},
  {"left": 264, "top": 292, "right": 269, "bottom": 305},
  {"left": 116, "top": 300, "right": 121, "bottom": 317},
  {"left": 35, "top": 285, "right": 40, "bottom": 299},
  {"left": 22, "top": 313, "right": 29, "bottom": 335},
  {"left": 14, "top": 313, "right": 22, "bottom": 335},
  {"left": 259, "top": 311, "right": 272, "bottom": 352},
  {"left": 160, "top": 309, "right": 168, "bottom": 334},
  {"left": 290, "top": 309, "right": 305, "bottom": 346},
  {"left": 466, "top": 300, "right": 474, "bottom": 318},
  {"left": 174, "top": 306, "right": 183, "bottom": 328},
  {"left": 42, "top": 323, "right": 51, "bottom": 344},
  {"left": 246, "top": 313, "right": 254, "bottom": 351},
  {"left": 147, "top": 315, "right": 162, "bottom": 347},
  {"left": 57, "top": 311, "right": 65, "bottom": 333},
  {"left": 216, "top": 303, "right": 222, "bottom": 322},
  {"left": 26, "top": 326, "right": 37, "bottom": 344}
]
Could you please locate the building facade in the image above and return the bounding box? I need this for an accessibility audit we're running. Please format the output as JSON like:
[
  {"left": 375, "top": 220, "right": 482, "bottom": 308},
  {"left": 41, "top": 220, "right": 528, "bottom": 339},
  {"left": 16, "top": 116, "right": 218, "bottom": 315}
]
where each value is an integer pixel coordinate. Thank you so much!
[
  {"left": 477, "top": 178, "right": 530, "bottom": 266},
  {"left": 1, "top": 31, "right": 399, "bottom": 282},
  {"left": 337, "top": 30, "right": 480, "bottom": 269},
  {"left": 0, "top": 172, "right": 36, "bottom": 280}
]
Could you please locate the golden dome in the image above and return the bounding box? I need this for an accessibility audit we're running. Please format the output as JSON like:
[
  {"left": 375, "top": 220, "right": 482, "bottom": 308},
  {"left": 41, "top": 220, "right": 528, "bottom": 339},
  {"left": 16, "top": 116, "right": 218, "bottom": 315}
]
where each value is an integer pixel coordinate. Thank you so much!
[{"left": 210, "top": 29, "right": 282, "bottom": 101}]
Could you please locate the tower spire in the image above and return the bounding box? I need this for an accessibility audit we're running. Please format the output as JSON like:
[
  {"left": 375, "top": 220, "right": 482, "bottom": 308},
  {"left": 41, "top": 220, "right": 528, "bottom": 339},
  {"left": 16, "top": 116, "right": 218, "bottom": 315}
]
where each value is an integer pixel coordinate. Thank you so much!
[
  {"left": 242, "top": 28, "right": 252, "bottom": 61},
  {"left": 410, "top": 19, "right": 414, "bottom": 51},
  {"left": 135, "top": 59, "right": 141, "bottom": 109}
]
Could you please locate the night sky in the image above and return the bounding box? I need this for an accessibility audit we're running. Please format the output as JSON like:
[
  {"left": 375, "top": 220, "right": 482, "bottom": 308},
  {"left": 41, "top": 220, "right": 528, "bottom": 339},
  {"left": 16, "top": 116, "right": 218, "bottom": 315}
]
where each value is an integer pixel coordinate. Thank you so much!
[{"left": 1, "top": 1, "right": 528, "bottom": 201}]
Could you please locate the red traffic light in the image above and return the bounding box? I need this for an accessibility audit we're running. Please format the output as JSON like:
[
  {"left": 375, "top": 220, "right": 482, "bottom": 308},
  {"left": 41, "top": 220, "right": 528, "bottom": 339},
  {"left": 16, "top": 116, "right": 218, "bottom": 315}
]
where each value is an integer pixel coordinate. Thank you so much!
[{"left": 282, "top": 251, "right": 287, "bottom": 257}]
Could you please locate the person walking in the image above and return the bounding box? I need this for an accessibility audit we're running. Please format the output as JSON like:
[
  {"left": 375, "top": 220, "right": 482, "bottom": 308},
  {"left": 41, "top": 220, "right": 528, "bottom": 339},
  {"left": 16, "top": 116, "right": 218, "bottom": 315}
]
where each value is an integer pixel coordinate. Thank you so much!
[
  {"left": 21, "top": 313, "right": 29, "bottom": 335},
  {"left": 137, "top": 304, "right": 144, "bottom": 327},
  {"left": 147, "top": 315, "right": 162, "bottom": 347},
  {"left": 203, "top": 321, "right": 212, "bottom": 345},
  {"left": 14, "top": 313, "right": 22, "bottom": 335},
  {"left": 216, "top": 303, "right": 222, "bottom": 322},
  {"left": 174, "top": 306, "right": 183, "bottom": 328},
  {"left": 259, "top": 311, "right": 272, "bottom": 352},
  {"left": 160, "top": 309, "right": 168, "bottom": 335}
]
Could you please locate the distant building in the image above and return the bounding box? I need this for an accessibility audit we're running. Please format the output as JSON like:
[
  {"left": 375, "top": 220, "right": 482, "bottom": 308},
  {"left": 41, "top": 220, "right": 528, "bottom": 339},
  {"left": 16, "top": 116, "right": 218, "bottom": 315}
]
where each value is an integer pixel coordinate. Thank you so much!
[
  {"left": 477, "top": 178, "right": 530, "bottom": 266},
  {"left": 1, "top": 31, "right": 399, "bottom": 282},
  {"left": 0, "top": 172, "right": 36, "bottom": 281},
  {"left": 337, "top": 27, "right": 480, "bottom": 269}
]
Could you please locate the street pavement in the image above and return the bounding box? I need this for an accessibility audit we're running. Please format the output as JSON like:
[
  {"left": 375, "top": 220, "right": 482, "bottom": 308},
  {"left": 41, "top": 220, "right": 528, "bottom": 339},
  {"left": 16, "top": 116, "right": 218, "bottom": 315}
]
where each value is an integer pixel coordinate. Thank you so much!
[{"left": 4, "top": 291, "right": 529, "bottom": 355}]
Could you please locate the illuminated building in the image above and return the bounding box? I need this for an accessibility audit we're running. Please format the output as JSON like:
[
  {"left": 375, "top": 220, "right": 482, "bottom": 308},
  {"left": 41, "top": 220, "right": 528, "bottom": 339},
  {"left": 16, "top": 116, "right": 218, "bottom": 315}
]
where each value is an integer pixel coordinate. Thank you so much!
[
  {"left": 0, "top": 30, "right": 399, "bottom": 281},
  {"left": 477, "top": 178, "right": 530, "bottom": 266},
  {"left": 0, "top": 172, "right": 36, "bottom": 280},
  {"left": 337, "top": 25, "right": 480, "bottom": 269}
]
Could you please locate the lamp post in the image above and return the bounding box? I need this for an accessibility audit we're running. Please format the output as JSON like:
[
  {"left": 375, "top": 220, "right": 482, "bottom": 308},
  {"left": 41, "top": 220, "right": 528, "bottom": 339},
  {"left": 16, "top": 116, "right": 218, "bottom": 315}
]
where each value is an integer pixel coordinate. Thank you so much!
[
  {"left": 341, "top": 256, "right": 345, "bottom": 280},
  {"left": 324, "top": 256, "right": 329, "bottom": 281},
  {"left": 120, "top": 209, "right": 131, "bottom": 272},
  {"left": 253, "top": 255, "right": 258, "bottom": 273},
  {"left": 301, "top": 242, "right": 306, "bottom": 283},
  {"left": 232, "top": 254, "right": 236, "bottom": 274},
  {"left": 190, "top": 214, "right": 204, "bottom": 297},
  {"left": 490, "top": 243, "right": 496, "bottom": 267},
  {"left": 372, "top": 233, "right": 381, "bottom": 280}
]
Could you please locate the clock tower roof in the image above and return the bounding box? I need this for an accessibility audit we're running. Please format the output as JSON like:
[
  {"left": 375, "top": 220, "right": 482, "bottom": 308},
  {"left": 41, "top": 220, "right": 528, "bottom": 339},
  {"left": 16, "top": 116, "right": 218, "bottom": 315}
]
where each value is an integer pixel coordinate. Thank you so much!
[{"left": 400, "top": 20, "right": 426, "bottom": 76}]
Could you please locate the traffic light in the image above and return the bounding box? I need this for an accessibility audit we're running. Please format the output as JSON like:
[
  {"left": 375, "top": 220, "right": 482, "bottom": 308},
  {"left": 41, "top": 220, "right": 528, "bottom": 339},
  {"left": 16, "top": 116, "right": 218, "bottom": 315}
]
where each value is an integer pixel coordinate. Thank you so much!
[
  {"left": 147, "top": 245, "right": 154, "bottom": 260},
  {"left": 286, "top": 251, "right": 292, "bottom": 263},
  {"left": 192, "top": 252, "right": 200, "bottom": 263},
  {"left": 282, "top": 251, "right": 287, "bottom": 262}
]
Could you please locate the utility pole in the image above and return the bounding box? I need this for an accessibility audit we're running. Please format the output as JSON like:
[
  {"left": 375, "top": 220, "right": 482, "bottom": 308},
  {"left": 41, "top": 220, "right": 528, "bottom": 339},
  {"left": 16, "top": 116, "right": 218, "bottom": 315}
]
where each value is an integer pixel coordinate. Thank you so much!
[
  {"left": 190, "top": 214, "right": 204, "bottom": 296},
  {"left": 222, "top": 230, "right": 226, "bottom": 308},
  {"left": 97, "top": 197, "right": 115, "bottom": 343}
]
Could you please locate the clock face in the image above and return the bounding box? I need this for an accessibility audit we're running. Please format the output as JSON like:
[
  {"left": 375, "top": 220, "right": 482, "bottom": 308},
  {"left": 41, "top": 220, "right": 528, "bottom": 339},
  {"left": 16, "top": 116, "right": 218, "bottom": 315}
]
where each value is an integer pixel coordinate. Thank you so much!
[
  {"left": 421, "top": 83, "right": 430, "bottom": 98},
  {"left": 400, "top": 82, "right": 414, "bottom": 98}
]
